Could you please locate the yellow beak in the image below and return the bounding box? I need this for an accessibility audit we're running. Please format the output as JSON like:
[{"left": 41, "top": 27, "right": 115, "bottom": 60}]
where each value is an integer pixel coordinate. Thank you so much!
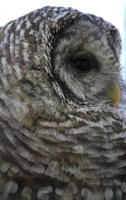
[{"left": 107, "top": 81, "right": 121, "bottom": 107}]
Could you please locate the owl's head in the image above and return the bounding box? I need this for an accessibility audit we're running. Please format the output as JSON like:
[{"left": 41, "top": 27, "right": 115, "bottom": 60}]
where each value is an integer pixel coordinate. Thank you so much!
[
  {"left": 0, "top": 6, "right": 124, "bottom": 195},
  {"left": 47, "top": 7, "right": 122, "bottom": 106}
]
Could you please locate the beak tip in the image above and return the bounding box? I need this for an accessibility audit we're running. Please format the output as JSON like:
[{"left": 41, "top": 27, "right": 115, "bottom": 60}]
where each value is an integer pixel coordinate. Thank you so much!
[{"left": 107, "top": 81, "right": 121, "bottom": 107}]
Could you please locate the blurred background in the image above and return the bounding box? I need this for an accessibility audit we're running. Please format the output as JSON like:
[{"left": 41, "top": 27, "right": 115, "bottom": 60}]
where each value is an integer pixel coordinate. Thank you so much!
[
  {"left": 124, "top": 1, "right": 126, "bottom": 79},
  {"left": 0, "top": 0, "right": 125, "bottom": 78}
]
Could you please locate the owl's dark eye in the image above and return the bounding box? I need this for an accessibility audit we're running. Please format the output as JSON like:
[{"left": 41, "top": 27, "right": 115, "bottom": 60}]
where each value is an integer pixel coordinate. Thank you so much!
[{"left": 70, "top": 53, "right": 100, "bottom": 73}]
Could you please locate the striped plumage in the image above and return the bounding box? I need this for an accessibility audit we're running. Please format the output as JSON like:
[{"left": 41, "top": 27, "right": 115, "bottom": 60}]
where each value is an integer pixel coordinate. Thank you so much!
[{"left": 0, "top": 6, "right": 125, "bottom": 200}]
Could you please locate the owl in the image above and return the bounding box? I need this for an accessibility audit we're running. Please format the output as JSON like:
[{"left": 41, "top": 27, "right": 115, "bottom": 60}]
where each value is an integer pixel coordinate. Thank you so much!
[{"left": 0, "top": 5, "right": 125, "bottom": 200}]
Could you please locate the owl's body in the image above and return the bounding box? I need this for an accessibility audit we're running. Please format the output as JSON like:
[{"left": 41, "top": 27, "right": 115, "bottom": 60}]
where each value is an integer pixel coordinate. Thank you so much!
[{"left": 0, "top": 6, "right": 125, "bottom": 200}]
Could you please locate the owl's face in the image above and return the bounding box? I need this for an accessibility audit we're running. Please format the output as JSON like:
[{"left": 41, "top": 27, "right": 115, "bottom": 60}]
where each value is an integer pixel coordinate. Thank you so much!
[{"left": 52, "top": 16, "right": 121, "bottom": 105}]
